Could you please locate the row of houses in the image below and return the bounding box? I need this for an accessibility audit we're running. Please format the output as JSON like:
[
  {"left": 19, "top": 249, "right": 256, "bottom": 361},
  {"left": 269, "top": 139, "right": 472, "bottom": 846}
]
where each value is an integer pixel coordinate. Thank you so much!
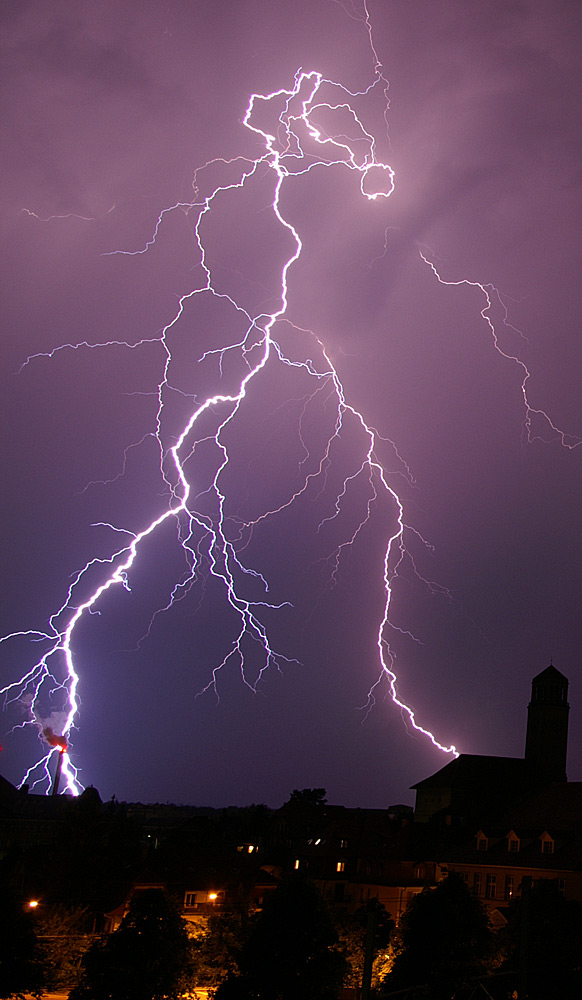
[
  {"left": 2, "top": 664, "right": 581, "bottom": 933},
  {"left": 290, "top": 665, "right": 581, "bottom": 926}
]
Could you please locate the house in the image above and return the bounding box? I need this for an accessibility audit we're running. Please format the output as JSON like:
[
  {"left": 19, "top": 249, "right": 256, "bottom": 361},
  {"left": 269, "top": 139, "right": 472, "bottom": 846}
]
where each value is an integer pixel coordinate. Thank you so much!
[
  {"left": 412, "top": 665, "right": 569, "bottom": 829},
  {"left": 410, "top": 665, "right": 582, "bottom": 917},
  {"left": 436, "top": 781, "right": 582, "bottom": 917}
]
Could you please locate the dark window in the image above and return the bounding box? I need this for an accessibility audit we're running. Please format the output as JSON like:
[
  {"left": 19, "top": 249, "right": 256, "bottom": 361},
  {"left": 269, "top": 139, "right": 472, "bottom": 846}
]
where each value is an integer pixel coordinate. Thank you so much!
[{"left": 485, "top": 874, "right": 497, "bottom": 899}]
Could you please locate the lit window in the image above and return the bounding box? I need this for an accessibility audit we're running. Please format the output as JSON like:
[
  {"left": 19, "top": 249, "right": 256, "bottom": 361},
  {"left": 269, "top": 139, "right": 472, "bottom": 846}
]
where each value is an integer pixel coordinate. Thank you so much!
[
  {"left": 294, "top": 859, "right": 300, "bottom": 870},
  {"left": 336, "top": 861, "right": 345, "bottom": 872},
  {"left": 485, "top": 874, "right": 497, "bottom": 899},
  {"left": 504, "top": 876, "right": 514, "bottom": 900},
  {"left": 340, "top": 839, "right": 348, "bottom": 849}
]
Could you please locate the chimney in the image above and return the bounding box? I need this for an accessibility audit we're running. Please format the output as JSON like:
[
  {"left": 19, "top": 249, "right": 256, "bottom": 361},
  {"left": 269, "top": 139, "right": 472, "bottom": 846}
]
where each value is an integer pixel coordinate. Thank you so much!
[{"left": 51, "top": 749, "right": 65, "bottom": 796}]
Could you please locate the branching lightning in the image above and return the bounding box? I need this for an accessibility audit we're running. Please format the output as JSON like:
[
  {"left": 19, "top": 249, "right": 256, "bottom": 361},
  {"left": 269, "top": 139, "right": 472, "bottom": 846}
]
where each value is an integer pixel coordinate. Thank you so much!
[
  {"left": 4, "top": 3, "right": 578, "bottom": 795},
  {"left": 419, "top": 251, "right": 582, "bottom": 451}
]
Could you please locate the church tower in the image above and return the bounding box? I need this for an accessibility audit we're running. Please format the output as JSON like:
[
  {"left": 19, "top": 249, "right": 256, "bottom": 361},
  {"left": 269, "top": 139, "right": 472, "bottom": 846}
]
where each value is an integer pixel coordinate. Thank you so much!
[{"left": 525, "top": 664, "right": 569, "bottom": 782}]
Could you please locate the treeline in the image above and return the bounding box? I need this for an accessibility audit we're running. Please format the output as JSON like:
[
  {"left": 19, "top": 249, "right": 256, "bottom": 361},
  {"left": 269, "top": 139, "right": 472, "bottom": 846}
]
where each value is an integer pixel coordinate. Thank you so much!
[{"left": 3, "top": 871, "right": 582, "bottom": 999}]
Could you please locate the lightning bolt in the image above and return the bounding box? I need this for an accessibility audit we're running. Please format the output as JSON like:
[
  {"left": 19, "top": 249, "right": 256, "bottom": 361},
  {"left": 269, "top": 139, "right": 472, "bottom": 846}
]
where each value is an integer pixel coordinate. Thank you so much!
[
  {"left": 419, "top": 250, "right": 582, "bottom": 450},
  {"left": 7, "top": 3, "right": 576, "bottom": 794}
]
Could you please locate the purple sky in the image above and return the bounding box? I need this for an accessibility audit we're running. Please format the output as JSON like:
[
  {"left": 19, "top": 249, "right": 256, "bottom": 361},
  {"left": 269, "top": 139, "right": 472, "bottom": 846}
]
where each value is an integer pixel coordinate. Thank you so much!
[{"left": 1, "top": 0, "right": 581, "bottom": 808}]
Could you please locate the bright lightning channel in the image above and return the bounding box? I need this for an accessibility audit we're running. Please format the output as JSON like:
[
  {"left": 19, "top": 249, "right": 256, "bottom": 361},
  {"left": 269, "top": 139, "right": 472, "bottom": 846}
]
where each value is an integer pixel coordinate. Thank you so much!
[{"left": 16, "top": 5, "right": 579, "bottom": 792}]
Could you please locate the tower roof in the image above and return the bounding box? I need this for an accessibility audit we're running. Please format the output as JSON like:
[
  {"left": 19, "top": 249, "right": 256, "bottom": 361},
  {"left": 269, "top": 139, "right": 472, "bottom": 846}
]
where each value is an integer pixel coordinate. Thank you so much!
[{"left": 532, "top": 664, "right": 568, "bottom": 685}]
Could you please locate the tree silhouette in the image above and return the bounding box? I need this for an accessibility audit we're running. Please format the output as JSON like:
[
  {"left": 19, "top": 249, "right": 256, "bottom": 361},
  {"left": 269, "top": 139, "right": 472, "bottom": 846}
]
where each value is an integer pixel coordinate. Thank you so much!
[
  {"left": 501, "top": 879, "right": 582, "bottom": 999},
  {"left": 0, "top": 876, "right": 44, "bottom": 999},
  {"left": 70, "top": 889, "right": 191, "bottom": 1000},
  {"left": 36, "top": 904, "right": 91, "bottom": 990},
  {"left": 386, "top": 872, "right": 495, "bottom": 999},
  {"left": 335, "top": 898, "right": 394, "bottom": 991},
  {"left": 215, "top": 874, "right": 346, "bottom": 1000}
]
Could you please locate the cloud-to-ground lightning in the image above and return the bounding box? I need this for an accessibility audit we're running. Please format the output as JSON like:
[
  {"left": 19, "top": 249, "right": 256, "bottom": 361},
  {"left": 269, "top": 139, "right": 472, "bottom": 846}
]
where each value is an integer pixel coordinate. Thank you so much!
[{"left": 4, "top": 3, "right": 579, "bottom": 795}]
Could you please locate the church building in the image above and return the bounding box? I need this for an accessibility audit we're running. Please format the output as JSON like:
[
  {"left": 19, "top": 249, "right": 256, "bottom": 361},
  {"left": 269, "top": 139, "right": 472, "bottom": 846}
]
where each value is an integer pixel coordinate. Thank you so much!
[
  {"left": 411, "top": 665, "right": 582, "bottom": 914},
  {"left": 412, "top": 665, "right": 570, "bottom": 827}
]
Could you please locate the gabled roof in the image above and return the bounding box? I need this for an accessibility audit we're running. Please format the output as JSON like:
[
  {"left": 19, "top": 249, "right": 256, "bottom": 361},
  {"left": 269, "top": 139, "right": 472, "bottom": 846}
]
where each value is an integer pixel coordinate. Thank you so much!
[
  {"left": 411, "top": 754, "right": 533, "bottom": 791},
  {"left": 0, "top": 772, "right": 19, "bottom": 800}
]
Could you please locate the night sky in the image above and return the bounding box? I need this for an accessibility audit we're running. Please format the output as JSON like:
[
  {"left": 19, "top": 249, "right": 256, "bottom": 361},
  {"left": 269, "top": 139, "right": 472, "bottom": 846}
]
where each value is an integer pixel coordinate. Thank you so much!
[{"left": 2, "top": 0, "right": 581, "bottom": 809}]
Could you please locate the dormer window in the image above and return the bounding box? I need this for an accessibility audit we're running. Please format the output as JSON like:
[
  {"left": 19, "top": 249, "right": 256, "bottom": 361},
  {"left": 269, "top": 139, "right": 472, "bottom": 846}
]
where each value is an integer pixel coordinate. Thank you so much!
[
  {"left": 507, "top": 831, "right": 520, "bottom": 853},
  {"left": 540, "top": 831, "right": 554, "bottom": 855},
  {"left": 476, "top": 831, "right": 488, "bottom": 852}
]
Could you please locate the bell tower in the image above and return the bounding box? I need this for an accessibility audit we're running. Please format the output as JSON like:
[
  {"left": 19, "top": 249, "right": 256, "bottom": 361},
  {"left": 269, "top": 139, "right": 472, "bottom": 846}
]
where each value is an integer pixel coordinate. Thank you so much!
[{"left": 525, "top": 664, "right": 569, "bottom": 782}]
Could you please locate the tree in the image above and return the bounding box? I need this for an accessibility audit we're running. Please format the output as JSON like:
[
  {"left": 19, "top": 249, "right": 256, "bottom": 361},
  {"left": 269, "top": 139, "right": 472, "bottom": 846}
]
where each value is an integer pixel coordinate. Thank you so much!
[
  {"left": 189, "top": 901, "right": 255, "bottom": 993},
  {"left": 70, "top": 889, "right": 191, "bottom": 1000},
  {"left": 288, "top": 788, "right": 327, "bottom": 808},
  {"left": 385, "top": 872, "right": 496, "bottom": 999},
  {"left": 0, "top": 876, "right": 44, "bottom": 999},
  {"left": 500, "top": 878, "right": 582, "bottom": 999},
  {"left": 35, "top": 905, "right": 92, "bottom": 990},
  {"left": 335, "top": 898, "right": 394, "bottom": 992},
  {"left": 215, "top": 874, "right": 347, "bottom": 1000}
]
